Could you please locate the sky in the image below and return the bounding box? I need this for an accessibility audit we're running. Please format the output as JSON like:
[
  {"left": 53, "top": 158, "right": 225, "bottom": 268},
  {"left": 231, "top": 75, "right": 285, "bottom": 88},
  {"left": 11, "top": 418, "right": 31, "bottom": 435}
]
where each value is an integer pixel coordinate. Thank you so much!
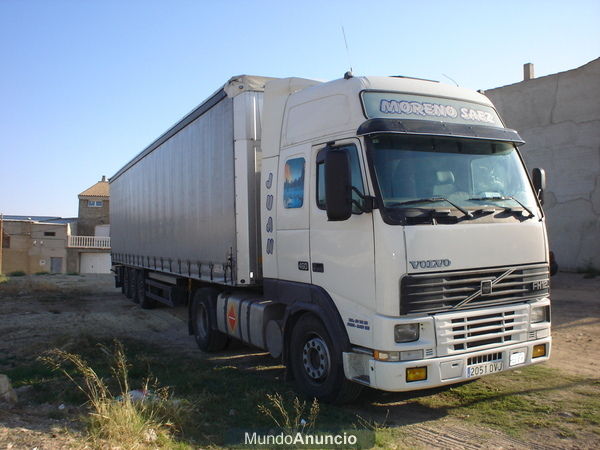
[{"left": 0, "top": 0, "right": 598, "bottom": 217}]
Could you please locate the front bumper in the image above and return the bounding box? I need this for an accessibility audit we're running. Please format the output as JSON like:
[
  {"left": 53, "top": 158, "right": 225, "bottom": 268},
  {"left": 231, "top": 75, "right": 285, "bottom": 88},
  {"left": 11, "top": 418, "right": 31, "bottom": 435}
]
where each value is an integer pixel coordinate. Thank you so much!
[{"left": 345, "top": 337, "right": 551, "bottom": 392}]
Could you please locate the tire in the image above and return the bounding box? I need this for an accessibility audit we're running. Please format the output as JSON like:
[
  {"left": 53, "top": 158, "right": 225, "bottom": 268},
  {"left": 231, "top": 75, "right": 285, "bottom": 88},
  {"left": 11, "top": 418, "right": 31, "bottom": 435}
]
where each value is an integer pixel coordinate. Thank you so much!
[
  {"left": 126, "top": 268, "right": 138, "bottom": 302},
  {"left": 550, "top": 251, "right": 558, "bottom": 276},
  {"left": 119, "top": 267, "right": 126, "bottom": 295},
  {"left": 137, "top": 270, "right": 155, "bottom": 309},
  {"left": 123, "top": 267, "right": 132, "bottom": 298},
  {"left": 190, "top": 288, "right": 228, "bottom": 352},
  {"left": 131, "top": 270, "right": 139, "bottom": 303},
  {"left": 289, "top": 313, "right": 362, "bottom": 404},
  {"left": 114, "top": 267, "right": 122, "bottom": 289}
]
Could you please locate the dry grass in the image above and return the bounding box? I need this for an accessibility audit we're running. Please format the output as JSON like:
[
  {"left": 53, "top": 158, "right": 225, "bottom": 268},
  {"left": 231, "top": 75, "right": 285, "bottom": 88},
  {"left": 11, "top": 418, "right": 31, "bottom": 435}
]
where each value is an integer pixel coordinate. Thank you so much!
[
  {"left": 41, "top": 340, "right": 193, "bottom": 449},
  {"left": 0, "top": 276, "right": 91, "bottom": 299},
  {"left": 258, "top": 392, "right": 320, "bottom": 433}
]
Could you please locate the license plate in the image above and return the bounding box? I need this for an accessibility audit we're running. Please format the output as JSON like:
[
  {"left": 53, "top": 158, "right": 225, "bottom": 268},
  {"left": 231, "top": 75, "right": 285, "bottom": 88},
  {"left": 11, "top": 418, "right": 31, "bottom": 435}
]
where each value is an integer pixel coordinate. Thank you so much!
[
  {"left": 467, "top": 361, "right": 503, "bottom": 378},
  {"left": 510, "top": 351, "right": 526, "bottom": 366}
]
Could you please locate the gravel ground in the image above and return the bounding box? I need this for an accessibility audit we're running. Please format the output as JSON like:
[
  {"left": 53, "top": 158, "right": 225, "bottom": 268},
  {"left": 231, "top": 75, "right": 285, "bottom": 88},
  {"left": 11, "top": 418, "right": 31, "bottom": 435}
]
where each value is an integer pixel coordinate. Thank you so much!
[{"left": 0, "top": 272, "right": 598, "bottom": 449}]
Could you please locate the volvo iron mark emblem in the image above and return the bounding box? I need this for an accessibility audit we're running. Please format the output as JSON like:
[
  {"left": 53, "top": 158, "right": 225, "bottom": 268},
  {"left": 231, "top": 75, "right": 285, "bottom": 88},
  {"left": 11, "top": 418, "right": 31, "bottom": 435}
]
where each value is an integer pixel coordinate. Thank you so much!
[
  {"left": 409, "top": 259, "right": 451, "bottom": 270},
  {"left": 481, "top": 279, "right": 493, "bottom": 295}
]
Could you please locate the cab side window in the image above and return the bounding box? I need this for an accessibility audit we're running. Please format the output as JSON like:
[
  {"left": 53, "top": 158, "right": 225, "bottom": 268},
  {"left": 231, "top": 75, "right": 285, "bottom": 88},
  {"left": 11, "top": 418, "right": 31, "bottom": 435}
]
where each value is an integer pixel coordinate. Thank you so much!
[
  {"left": 316, "top": 145, "right": 365, "bottom": 214},
  {"left": 283, "top": 157, "right": 305, "bottom": 209}
]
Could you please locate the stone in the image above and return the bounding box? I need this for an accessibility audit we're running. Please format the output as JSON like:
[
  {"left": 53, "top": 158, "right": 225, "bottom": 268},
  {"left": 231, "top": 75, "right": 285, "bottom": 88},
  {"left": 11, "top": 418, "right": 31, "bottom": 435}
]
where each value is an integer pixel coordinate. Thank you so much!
[{"left": 0, "top": 374, "right": 18, "bottom": 403}]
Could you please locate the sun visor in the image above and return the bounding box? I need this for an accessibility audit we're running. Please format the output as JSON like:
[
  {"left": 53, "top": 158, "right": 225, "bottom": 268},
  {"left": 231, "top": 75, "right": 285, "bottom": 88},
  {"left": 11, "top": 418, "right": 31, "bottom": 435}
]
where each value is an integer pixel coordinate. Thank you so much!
[{"left": 357, "top": 118, "right": 525, "bottom": 145}]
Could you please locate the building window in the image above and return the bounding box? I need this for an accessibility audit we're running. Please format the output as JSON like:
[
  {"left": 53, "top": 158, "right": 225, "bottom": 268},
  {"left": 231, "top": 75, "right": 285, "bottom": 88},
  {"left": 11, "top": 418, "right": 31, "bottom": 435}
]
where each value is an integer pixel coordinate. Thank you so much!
[
  {"left": 44, "top": 231, "right": 56, "bottom": 237},
  {"left": 2, "top": 234, "right": 9, "bottom": 249},
  {"left": 88, "top": 200, "right": 103, "bottom": 207}
]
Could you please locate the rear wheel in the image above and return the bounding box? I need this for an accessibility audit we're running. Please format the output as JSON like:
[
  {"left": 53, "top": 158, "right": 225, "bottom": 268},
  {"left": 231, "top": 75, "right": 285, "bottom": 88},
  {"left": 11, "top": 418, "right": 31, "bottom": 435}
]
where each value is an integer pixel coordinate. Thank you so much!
[
  {"left": 191, "top": 288, "right": 228, "bottom": 352},
  {"left": 124, "top": 268, "right": 134, "bottom": 299},
  {"left": 289, "top": 313, "right": 362, "bottom": 404},
  {"left": 131, "top": 270, "right": 139, "bottom": 303},
  {"left": 137, "top": 270, "right": 155, "bottom": 309},
  {"left": 128, "top": 269, "right": 138, "bottom": 303},
  {"left": 121, "top": 267, "right": 128, "bottom": 296}
]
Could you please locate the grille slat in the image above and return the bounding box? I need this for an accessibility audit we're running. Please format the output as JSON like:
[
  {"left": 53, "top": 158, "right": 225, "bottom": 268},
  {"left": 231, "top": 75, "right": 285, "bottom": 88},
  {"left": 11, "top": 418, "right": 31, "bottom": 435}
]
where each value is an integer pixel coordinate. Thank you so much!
[
  {"left": 401, "top": 263, "right": 549, "bottom": 314},
  {"left": 441, "top": 323, "right": 525, "bottom": 337},
  {"left": 405, "top": 270, "right": 548, "bottom": 289},
  {"left": 468, "top": 352, "right": 502, "bottom": 365},
  {"left": 435, "top": 304, "right": 529, "bottom": 356},
  {"left": 441, "top": 329, "right": 523, "bottom": 345},
  {"left": 408, "top": 286, "right": 476, "bottom": 297},
  {"left": 438, "top": 312, "right": 528, "bottom": 328}
]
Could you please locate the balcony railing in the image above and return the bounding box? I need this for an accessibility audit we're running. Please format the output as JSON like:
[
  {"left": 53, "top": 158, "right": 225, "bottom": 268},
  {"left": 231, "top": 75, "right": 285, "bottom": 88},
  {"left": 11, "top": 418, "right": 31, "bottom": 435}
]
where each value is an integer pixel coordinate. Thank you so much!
[{"left": 68, "top": 235, "right": 111, "bottom": 249}]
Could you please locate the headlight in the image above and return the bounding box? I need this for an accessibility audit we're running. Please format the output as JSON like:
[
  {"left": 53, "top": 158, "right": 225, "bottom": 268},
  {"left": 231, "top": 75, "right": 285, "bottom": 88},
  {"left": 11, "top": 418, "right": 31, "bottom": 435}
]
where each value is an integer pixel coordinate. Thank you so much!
[
  {"left": 394, "top": 323, "right": 420, "bottom": 342},
  {"left": 531, "top": 305, "right": 550, "bottom": 323}
]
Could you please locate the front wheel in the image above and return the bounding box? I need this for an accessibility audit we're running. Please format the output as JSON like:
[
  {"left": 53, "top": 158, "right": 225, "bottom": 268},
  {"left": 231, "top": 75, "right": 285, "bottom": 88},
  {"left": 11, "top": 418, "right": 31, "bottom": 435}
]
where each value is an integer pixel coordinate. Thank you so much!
[
  {"left": 289, "top": 314, "right": 362, "bottom": 404},
  {"left": 190, "top": 288, "right": 228, "bottom": 352}
]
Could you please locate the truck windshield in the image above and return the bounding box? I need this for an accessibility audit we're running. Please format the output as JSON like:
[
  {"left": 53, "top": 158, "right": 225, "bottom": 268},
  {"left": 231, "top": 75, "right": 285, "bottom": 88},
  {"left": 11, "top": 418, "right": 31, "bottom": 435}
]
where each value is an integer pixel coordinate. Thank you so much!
[{"left": 367, "top": 134, "right": 538, "bottom": 216}]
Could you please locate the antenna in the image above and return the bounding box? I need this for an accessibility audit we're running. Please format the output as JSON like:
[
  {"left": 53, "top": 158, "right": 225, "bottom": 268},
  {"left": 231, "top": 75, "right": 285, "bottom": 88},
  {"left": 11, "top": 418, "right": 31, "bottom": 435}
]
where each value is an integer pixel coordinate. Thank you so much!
[
  {"left": 341, "top": 25, "right": 353, "bottom": 75},
  {"left": 442, "top": 73, "right": 459, "bottom": 87}
]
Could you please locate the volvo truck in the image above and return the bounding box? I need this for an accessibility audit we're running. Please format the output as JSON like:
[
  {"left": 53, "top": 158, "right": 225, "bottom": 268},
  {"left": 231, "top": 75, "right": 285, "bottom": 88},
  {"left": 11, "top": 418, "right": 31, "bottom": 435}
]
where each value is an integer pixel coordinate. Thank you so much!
[{"left": 111, "top": 74, "right": 551, "bottom": 403}]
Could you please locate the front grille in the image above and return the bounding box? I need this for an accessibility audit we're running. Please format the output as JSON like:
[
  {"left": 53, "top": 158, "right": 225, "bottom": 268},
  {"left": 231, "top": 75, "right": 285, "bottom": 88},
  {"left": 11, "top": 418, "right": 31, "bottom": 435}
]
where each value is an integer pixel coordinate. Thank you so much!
[
  {"left": 435, "top": 304, "right": 529, "bottom": 356},
  {"left": 468, "top": 352, "right": 502, "bottom": 366},
  {"left": 401, "top": 263, "right": 549, "bottom": 314}
]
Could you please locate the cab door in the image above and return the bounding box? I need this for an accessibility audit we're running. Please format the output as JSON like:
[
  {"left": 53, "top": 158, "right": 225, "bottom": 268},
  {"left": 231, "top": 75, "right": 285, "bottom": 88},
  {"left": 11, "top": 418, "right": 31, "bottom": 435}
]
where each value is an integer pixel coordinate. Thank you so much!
[
  {"left": 276, "top": 144, "right": 311, "bottom": 284},
  {"left": 309, "top": 139, "right": 375, "bottom": 345}
]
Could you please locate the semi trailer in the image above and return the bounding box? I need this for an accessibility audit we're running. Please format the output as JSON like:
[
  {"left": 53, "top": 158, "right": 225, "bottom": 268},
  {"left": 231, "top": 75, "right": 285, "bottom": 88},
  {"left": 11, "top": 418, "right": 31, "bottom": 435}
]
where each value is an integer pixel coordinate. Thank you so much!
[{"left": 111, "top": 74, "right": 551, "bottom": 403}]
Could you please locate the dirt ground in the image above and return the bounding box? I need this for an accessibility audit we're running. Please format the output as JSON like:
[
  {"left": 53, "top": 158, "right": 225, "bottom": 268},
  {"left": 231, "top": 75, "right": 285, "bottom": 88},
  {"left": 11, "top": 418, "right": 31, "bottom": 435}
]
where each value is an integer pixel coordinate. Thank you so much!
[{"left": 0, "top": 272, "right": 598, "bottom": 449}]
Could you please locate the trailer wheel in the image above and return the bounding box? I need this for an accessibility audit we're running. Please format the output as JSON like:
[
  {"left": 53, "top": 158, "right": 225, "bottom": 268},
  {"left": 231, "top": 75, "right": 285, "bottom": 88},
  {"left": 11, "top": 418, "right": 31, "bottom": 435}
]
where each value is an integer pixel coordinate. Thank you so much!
[
  {"left": 124, "top": 268, "right": 135, "bottom": 299},
  {"left": 127, "top": 269, "right": 138, "bottom": 303},
  {"left": 289, "top": 313, "right": 362, "bottom": 404},
  {"left": 121, "top": 267, "right": 129, "bottom": 297},
  {"left": 191, "top": 288, "right": 228, "bottom": 352},
  {"left": 131, "top": 270, "right": 140, "bottom": 303},
  {"left": 136, "top": 270, "right": 155, "bottom": 309}
]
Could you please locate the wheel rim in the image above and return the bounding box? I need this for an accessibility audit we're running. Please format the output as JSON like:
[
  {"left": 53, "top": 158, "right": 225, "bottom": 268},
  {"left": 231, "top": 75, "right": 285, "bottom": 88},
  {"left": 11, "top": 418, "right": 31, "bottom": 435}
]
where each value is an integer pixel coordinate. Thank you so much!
[
  {"left": 302, "top": 335, "right": 330, "bottom": 382},
  {"left": 196, "top": 303, "right": 209, "bottom": 339}
]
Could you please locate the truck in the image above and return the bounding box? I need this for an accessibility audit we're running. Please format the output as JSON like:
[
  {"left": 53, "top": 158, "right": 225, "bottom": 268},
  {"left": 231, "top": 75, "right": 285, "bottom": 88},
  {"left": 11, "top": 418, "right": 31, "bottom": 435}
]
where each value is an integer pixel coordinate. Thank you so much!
[{"left": 110, "top": 74, "right": 551, "bottom": 403}]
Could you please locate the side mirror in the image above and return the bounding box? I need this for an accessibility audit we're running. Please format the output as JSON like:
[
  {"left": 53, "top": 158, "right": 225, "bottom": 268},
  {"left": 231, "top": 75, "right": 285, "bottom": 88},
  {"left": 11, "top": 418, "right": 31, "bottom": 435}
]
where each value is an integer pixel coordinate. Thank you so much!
[
  {"left": 532, "top": 168, "right": 546, "bottom": 205},
  {"left": 325, "top": 149, "right": 352, "bottom": 221}
]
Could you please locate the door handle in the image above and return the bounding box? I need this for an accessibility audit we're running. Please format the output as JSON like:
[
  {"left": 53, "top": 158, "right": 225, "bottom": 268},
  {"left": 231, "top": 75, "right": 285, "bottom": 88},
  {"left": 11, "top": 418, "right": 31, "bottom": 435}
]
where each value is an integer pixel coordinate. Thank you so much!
[{"left": 312, "top": 263, "right": 324, "bottom": 273}]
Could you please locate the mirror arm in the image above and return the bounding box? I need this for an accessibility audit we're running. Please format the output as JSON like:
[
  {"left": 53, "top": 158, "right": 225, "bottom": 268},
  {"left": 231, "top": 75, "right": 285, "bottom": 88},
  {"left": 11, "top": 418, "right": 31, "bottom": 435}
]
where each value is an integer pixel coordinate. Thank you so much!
[{"left": 351, "top": 186, "right": 377, "bottom": 213}]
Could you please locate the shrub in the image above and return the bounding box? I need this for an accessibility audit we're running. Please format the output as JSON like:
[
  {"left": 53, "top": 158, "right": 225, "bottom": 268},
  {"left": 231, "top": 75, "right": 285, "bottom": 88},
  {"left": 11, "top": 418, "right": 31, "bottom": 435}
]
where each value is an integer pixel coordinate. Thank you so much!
[{"left": 8, "top": 270, "right": 26, "bottom": 277}]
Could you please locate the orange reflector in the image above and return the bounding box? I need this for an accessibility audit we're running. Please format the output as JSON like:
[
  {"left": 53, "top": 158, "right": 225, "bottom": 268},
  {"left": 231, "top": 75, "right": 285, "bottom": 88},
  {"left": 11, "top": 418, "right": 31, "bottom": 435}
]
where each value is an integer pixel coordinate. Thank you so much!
[
  {"left": 374, "top": 350, "right": 388, "bottom": 361},
  {"left": 406, "top": 366, "right": 427, "bottom": 382},
  {"left": 532, "top": 344, "right": 546, "bottom": 358}
]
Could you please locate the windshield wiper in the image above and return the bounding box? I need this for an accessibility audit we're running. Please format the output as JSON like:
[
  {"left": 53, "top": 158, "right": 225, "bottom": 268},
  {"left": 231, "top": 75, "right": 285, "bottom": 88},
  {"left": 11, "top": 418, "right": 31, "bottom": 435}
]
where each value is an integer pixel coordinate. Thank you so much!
[
  {"left": 468, "top": 196, "right": 535, "bottom": 218},
  {"left": 388, "top": 197, "right": 472, "bottom": 218}
]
